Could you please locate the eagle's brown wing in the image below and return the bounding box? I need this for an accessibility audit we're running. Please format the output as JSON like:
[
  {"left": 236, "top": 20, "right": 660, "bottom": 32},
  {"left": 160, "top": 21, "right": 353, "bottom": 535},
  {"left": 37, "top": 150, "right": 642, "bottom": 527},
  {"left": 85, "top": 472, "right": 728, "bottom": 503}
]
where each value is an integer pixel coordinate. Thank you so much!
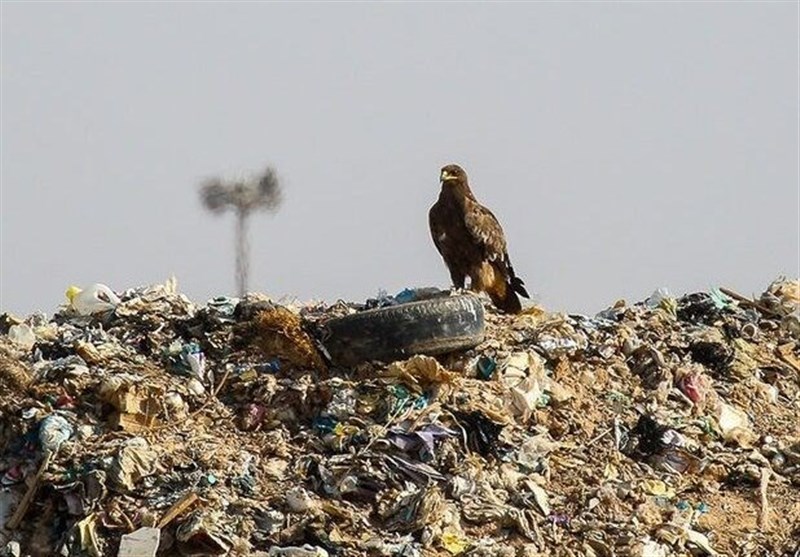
[
  {"left": 462, "top": 199, "right": 508, "bottom": 263},
  {"left": 463, "top": 199, "right": 528, "bottom": 313},
  {"left": 429, "top": 200, "right": 468, "bottom": 288},
  {"left": 428, "top": 202, "right": 447, "bottom": 257}
]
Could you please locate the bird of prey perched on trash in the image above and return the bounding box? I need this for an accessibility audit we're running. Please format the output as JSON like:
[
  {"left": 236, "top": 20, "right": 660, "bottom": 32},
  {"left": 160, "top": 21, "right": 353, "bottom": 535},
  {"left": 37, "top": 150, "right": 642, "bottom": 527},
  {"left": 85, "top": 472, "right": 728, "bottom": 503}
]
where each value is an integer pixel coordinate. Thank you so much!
[{"left": 429, "top": 164, "right": 529, "bottom": 313}]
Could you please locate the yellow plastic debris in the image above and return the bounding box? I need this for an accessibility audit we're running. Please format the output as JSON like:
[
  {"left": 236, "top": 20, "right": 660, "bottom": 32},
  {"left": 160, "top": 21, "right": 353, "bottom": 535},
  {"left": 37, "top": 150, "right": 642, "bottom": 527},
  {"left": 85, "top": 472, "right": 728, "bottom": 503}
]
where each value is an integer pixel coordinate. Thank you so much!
[
  {"left": 441, "top": 530, "right": 470, "bottom": 555},
  {"left": 641, "top": 479, "right": 675, "bottom": 498}
]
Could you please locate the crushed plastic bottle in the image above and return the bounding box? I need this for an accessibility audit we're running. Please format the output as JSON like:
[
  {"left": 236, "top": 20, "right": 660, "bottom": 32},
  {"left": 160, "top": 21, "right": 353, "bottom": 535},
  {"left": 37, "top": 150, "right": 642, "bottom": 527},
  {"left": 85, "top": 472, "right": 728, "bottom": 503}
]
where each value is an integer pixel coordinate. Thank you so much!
[{"left": 65, "top": 284, "right": 121, "bottom": 315}]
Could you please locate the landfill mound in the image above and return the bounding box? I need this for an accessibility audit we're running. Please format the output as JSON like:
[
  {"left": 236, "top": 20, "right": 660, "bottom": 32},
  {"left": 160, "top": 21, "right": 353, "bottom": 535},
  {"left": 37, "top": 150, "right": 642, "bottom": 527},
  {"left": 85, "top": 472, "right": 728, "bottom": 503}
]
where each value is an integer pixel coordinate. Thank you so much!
[{"left": 1, "top": 278, "right": 799, "bottom": 557}]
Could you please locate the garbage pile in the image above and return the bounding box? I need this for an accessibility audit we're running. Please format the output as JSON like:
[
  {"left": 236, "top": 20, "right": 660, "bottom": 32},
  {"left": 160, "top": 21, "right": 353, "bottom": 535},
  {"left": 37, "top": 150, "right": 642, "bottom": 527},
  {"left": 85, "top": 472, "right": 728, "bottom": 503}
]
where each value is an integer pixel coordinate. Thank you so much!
[{"left": 1, "top": 277, "right": 799, "bottom": 557}]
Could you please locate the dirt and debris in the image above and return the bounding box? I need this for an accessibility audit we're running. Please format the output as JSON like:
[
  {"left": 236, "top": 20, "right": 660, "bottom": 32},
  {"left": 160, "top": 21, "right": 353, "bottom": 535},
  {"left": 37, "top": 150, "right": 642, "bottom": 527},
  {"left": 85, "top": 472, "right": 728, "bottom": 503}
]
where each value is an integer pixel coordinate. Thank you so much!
[{"left": 1, "top": 277, "right": 799, "bottom": 556}]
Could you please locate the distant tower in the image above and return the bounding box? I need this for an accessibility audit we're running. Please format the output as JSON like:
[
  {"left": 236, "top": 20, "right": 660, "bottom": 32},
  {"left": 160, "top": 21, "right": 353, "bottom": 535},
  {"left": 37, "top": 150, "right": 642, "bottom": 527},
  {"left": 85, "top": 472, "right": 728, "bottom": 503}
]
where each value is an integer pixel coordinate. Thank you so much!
[{"left": 199, "top": 167, "right": 282, "bottom": 297}]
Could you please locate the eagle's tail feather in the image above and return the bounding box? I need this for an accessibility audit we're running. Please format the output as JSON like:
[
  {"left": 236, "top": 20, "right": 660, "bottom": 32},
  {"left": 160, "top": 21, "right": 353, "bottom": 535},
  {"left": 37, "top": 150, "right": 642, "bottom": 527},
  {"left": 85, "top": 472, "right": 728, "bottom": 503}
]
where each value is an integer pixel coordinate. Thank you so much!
[
  {"left": 490, "top": 286, "right": 523, "bottom": 314},
  {"left": 505, "top": 255, "right": 530, "bottom": 299},
  {"left": 510, "top": 275, "right": 529, "bottom": 299},
  {"left": 484, "top": 260, "right": 524, "bottom": 314}
]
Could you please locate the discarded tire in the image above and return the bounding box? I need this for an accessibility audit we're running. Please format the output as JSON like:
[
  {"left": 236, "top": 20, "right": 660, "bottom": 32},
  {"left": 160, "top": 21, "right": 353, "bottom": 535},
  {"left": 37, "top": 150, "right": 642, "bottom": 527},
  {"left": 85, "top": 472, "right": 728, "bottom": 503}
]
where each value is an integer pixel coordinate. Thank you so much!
[{"left": 321, "top": 294, "right": 485, "bottom": 366}]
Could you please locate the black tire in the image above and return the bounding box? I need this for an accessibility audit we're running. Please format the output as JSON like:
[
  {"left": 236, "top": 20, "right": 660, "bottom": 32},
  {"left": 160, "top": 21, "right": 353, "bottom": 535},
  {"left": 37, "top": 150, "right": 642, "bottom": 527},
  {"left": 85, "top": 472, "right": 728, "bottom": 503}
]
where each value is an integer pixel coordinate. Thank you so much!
[{"left": 320, "top": 294, "right": 485, "bottom": 367}]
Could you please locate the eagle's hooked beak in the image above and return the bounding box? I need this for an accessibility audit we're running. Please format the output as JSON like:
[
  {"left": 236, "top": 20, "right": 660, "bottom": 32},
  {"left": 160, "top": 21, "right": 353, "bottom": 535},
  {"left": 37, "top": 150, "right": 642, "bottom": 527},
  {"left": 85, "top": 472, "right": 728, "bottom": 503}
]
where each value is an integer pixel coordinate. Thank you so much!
[{"left": 440, "top": 170, "right": 453, "bottom": 183}]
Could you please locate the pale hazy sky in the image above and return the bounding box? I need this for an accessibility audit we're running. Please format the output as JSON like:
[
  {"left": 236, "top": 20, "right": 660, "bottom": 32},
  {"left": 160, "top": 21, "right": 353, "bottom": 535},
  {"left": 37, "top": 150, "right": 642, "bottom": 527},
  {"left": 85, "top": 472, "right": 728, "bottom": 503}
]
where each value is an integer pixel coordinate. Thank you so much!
[{"left": 2, "top": 2, "right": 798, "bottom": 316}]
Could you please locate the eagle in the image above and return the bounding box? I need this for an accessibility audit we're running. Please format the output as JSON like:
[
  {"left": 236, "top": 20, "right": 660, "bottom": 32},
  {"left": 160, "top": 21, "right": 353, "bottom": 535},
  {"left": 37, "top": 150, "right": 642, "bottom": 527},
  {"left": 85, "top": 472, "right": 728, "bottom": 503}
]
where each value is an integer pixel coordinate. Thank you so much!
[{"left": 429, "top": 164, "right": 529, "bottom": 313}]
